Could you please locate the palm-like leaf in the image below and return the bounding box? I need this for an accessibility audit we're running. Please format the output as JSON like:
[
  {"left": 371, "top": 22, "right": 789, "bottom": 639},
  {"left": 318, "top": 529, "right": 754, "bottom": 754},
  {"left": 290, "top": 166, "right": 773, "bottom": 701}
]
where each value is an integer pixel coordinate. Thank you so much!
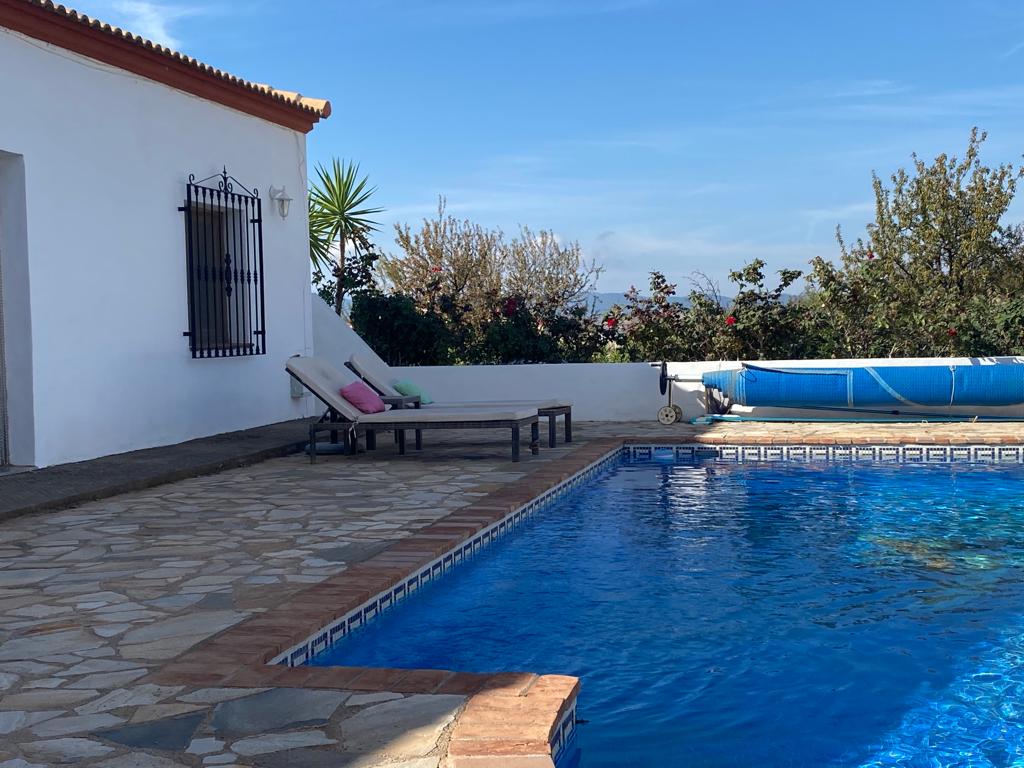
[
  {"left": 308, "top": 159, "right": 383, "bottom": 269},
  {"left": 308, "top": 194, "right": 334, "bottom": 272},
  {"left": 308, "top": 159, "right": 385, "bottom": 314}
]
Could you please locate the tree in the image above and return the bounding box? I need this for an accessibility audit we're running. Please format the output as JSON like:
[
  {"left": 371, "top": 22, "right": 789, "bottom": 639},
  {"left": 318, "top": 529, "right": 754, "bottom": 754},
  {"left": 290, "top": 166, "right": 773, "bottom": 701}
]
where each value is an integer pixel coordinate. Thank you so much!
[
  {"left": 309, "top": 159, "right": 384, "bottom": 315},
  {"left": 504, "top": 226, "right": 600, "bottom": 313},
  {"left": 722, "top": 260, "right": 804, "bottom": 360},
  {"left": 384, "top": 199, "right": 504, "bottom": 332},
  {"left": 378, "top": 200, "right": 604, "bottom": 363},
  {"left": 805, "top": 128, "right": 1024, "bottom": 357}
]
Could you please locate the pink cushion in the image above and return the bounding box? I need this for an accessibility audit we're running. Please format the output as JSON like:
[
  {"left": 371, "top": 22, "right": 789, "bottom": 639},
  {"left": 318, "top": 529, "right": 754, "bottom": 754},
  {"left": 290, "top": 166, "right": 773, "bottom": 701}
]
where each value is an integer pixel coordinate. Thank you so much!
[{"left": 340, "top": 381, "right": 387, "bottom": 414}]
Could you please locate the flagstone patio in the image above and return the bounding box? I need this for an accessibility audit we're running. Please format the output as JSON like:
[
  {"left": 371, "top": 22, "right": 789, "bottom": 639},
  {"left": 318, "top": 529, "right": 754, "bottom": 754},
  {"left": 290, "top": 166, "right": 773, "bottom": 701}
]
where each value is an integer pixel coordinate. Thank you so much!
[{"left": 2, "top": 419, "right": 1024, "bottom": 767}]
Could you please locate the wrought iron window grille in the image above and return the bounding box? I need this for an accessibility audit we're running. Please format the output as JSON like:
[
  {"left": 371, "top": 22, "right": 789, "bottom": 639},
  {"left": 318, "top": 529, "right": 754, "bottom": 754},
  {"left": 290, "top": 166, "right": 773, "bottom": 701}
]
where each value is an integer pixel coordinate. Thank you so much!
[{"left": 179, "top": 168, "right": 267, "bottom": 358}]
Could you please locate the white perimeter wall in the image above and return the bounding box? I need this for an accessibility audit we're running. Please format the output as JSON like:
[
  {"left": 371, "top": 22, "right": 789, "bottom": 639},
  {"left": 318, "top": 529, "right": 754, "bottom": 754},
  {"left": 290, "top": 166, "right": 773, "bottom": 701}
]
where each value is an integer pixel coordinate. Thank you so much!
[
  {"left": 312, "top": 301, "right": 1024, "bottom": 423},
  {"left": 0, "top": 30, "right": 314, "bottom": 466},
  {"left": 395, "top": 357, "right": 1024, "bottom": 422}
]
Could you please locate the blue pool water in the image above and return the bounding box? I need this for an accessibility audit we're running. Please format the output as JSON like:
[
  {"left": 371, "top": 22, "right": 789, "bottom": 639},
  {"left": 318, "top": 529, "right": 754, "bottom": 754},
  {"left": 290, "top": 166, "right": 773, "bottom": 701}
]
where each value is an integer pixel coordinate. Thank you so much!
[{"left": 311, "top": 458, "right": 1024, "bottom": 767}]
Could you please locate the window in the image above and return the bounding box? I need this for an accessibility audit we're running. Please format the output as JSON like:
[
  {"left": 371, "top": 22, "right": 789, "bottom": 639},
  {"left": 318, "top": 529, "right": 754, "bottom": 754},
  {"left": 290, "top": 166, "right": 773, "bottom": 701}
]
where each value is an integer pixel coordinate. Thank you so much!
[{"left": 180, "top": 169, "right": 266, "bottom": 357}]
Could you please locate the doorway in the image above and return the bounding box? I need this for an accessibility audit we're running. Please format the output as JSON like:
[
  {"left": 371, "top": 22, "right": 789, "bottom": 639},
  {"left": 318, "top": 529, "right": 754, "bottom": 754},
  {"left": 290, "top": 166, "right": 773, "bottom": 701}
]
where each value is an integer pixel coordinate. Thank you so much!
[
  {"left": 0, "top": 230, "right": 7, "bottom": 466},
  {"left": 0, "top": 151, "right": 33, "bottom": 468}
]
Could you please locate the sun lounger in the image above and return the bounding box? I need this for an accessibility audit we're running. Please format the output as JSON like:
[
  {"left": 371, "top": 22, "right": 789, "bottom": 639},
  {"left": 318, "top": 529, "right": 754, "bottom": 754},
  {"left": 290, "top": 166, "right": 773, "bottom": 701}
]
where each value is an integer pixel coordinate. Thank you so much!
[
  {"left": 286, "top": 356, "right": 540, "bottom": 462},
  {"left": 346, "top": 353, "right": 572, "bottom": 448}
]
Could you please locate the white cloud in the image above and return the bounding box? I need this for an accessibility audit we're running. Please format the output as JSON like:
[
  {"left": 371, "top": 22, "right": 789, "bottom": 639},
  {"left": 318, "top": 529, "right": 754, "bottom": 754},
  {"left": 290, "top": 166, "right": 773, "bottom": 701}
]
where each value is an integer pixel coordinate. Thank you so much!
[
  {"left": 1003, "top": 39, "right": 1024, "bottom": 58},
  {"left": 825, "top": 79, "right": 910, "bottom": 99},
  {"left": 74, "top": 0, "right": 212, "bottom": 49},
  {"left": 568, "top": 131, "right": 695, "bottom": 155},
  {"left": 591, "top": 229, "right": 809, "bottom": 260},
  {"left": 418, "top": 0, "right": 659, "bottom": 22},
  {"left": 798, "top": 201, "right": 874, "bottom": 222},
  {"left": 777, "top": 83, "right": 1024, "bottom": 123},
  {"left": 117, "top": 1, "right": 210, "bottom": 48},
  {"left": 585, "top": 229, "right": 818, "bottom": 290}
]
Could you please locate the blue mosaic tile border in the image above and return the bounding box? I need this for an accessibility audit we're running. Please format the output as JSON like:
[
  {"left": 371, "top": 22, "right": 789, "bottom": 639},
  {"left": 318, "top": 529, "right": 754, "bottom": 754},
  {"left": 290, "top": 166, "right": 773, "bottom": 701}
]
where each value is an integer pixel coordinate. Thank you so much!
[
  {"left": 271, "top": 445, "right": 626, "bottom": 668},
  {"left": 625, "top": 443, "right": 1024, "bottom": 464},
  {"left": 551, "top": 698, "right": 579, "bottom": 765}
]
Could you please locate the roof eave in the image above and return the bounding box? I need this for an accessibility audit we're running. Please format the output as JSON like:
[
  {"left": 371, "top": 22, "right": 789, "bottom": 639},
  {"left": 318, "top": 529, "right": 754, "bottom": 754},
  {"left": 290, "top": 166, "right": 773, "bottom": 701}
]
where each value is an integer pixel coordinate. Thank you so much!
[{"left": 0, "top": 0, "right": 328, "bottom": 133}]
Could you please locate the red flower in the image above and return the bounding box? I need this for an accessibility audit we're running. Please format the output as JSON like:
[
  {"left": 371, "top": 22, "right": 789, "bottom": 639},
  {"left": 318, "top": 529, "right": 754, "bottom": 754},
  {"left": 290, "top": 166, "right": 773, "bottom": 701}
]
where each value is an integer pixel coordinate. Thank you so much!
[
  {"left": 866, "top": 250, "right": 876, "bottom": 260},
  {"left": 605, "top": 317, "right": 618, "bottom": 329},
  {"left": 502, "top": 297, "right": 519, "bottom": 317},
  {"left": 725, "top": 315, "right": 737, "bottom": 326},
  {"left": 430, "top": 265, "right": 442, "bottom": 273},
  {"left": 947, "top": 328, "right": 957, "bottom": 337}
]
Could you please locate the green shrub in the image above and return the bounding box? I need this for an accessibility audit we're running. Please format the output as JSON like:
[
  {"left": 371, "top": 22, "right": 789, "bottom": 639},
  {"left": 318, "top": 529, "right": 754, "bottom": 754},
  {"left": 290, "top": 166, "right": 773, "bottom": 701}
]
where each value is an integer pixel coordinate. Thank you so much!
[{"left": 350, "top": 293, "right": 453, "bottom": 366}]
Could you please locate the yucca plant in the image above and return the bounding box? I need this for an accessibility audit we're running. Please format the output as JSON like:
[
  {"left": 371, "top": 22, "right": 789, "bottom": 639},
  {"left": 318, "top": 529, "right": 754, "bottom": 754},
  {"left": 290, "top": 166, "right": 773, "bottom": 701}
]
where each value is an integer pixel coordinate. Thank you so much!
[{"left": 308, "top": 159, "right": 384, "bottom": 315}]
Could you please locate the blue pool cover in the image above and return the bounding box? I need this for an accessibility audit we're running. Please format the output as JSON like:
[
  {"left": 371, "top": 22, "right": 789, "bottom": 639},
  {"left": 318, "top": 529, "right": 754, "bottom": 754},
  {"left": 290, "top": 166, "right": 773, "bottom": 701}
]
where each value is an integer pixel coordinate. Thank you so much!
[{"left": 702, "top": 363, "right": 1024, "bottom": 408}]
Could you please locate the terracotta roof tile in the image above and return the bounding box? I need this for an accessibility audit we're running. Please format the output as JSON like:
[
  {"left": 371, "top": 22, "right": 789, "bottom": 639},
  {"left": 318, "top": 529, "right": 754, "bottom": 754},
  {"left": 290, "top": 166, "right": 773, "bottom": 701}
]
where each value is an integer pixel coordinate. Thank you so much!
[{"left": 1, "top": 0, "right": 330, "bottom": 131}]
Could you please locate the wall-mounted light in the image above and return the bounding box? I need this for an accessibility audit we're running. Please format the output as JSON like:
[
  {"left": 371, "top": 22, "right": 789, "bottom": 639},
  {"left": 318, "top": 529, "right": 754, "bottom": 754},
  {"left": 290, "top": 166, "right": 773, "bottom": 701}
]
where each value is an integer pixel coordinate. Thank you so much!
[{"left": 269, "top": 186, "right": 293, "bottom": 219}]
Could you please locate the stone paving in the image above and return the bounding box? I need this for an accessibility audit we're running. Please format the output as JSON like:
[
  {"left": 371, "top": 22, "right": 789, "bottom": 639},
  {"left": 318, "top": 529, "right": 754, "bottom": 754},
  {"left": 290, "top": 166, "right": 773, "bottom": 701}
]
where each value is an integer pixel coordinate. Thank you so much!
[
  {"left": 0, "top": 419, "right": 311, "bottom": 523},
  {"left": 0, "top": 423, "right": 670, "bottom": 767},
  {"left": 2, "top": 419, "right": 1024, "bottom": 768}
]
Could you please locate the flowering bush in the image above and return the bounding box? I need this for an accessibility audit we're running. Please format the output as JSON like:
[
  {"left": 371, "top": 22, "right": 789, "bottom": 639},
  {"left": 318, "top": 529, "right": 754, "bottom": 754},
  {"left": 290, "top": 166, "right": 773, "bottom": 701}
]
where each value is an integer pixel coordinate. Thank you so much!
[{"left": 601, "top": 261, "right": 804, "bottom": 362}]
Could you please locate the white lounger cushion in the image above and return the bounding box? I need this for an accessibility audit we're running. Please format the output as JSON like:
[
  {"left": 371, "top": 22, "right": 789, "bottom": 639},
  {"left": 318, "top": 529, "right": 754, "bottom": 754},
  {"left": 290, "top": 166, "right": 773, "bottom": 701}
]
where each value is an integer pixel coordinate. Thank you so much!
[
  {"left": 348, "top": 353, "right": 403, "bottom": 398},
  {"left": 357, "top": 407, "right": 536, "bottom": 423},
  {"left": 287, "top": 355, "right": 365, "bottom": 422},
  {"left": 433, "top": 399, "right": 570, "bottom": 409},
  {"left": 347, "top": 353, "right": 571, "bottom": 410},
  {"left": 287, "top": 356, "right": 535, "bottom": 424}
]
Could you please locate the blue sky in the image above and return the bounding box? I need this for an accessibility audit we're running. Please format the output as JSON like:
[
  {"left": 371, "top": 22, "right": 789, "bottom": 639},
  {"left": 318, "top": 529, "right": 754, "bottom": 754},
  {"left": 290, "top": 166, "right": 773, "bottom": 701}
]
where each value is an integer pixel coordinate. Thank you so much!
[{"left": 76, "top": 0, "right": 1024, "bottom": 293}]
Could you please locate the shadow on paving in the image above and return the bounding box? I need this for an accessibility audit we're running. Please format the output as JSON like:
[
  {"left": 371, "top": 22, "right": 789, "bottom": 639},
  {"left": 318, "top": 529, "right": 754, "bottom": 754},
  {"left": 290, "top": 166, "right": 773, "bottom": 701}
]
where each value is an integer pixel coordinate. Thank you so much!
[{"left": 0, "top": 419, "right": 313, "bottom": 523}]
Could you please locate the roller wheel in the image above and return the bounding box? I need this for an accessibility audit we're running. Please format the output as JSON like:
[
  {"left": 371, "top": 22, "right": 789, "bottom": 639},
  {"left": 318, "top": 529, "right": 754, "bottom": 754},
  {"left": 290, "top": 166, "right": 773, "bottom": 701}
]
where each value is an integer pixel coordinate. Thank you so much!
[
  {"left": 657, "top": 405, "right": 678, "bottom": 425},
  {"left": 673, "top": 405, "right": 684, "bottom": 421},
  {"left": 659, "top": 362, "right": 668, "bottom": 396}
]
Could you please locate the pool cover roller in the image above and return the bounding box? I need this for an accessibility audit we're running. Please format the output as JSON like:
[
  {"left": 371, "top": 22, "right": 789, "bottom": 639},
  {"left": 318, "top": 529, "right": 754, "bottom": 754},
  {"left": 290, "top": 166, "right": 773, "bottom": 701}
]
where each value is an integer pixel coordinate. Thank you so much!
[{"left": 701, "top": 363, "right": 1024, "bottom": 409}]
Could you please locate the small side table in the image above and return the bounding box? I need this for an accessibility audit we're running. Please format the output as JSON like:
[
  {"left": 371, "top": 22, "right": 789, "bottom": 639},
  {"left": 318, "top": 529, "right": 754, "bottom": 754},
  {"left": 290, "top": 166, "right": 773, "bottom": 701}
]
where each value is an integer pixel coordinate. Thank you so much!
[
  {"left": 382, "top": 395, "right": 421, "bottom": 410},
  {"left": 379, "top": 395, "right": 422, "bottom": 450}
]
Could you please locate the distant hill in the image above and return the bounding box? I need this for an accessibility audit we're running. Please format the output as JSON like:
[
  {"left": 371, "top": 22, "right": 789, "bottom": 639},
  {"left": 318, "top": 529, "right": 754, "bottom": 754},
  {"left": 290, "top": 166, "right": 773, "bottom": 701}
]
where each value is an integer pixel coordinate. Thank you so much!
[
  {"left": 584, "top": 291, "right": 796, "bottom": 314},
  {"left": 586, "top": 291, "right": 694, "bottom": 314}
]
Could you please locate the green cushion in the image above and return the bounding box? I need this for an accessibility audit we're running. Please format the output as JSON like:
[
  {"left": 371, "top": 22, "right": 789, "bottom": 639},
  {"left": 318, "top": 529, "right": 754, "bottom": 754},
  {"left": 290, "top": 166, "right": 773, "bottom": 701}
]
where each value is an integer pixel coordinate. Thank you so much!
[{"left": 392, "top": 379, "right": 433, "bottom": 404}]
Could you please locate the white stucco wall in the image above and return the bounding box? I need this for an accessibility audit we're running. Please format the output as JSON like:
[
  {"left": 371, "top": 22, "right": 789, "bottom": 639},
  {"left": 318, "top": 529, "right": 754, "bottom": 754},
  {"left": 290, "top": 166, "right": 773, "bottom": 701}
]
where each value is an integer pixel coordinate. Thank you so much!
[
  {"left": 311, "top": 297, "right": 379, "bottom": 365},
  {"left": 390, "top": 357, "right": 1024, "bottom": 422},
  {"left": 309, "top": 295, "right": 663, "bottom": 420},
  {"left": 0, "top": 29, "right": 314, "bottom": 466},
  {"left": 311, "top": 304, "right": 1024, "bottom": 424},
  {"left": 390, "top": 361, "right": 664, "bottom": 420}
]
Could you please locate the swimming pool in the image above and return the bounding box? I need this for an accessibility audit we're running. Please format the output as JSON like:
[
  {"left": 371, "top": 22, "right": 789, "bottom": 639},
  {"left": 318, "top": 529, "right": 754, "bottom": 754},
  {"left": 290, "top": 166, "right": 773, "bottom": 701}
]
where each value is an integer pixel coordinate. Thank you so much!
[{"left": 310, "top": 453, "right": 1024, "bottom": 767}]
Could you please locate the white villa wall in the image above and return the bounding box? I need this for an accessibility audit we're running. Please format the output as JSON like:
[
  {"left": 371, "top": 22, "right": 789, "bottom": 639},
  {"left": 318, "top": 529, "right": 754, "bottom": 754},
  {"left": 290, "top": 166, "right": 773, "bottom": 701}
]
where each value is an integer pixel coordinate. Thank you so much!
[
  {"left": 312, "top": 303, "right": 1024, "bottom": 423},
  {"left": 0, "top": 29, "right": 314, "bottom": 466}
]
